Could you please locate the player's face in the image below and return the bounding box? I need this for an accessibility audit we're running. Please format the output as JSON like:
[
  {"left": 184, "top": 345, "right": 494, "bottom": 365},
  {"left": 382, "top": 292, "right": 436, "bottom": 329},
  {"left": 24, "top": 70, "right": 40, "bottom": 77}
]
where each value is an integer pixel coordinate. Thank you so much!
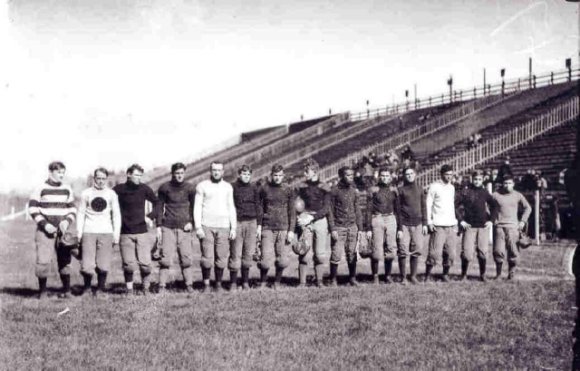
[
  {"left": 379, "top": 171, "right": 391, "bottom": 185},
  {"left": 128, "top": 170, "right": 143, "bottom": 185},
  {"left": 210, "top": 164, "right": 224, "bottom": 181},
  {"left": 94, "top": 171, "right": 108, "bottom": 190},
  {"left": 503, "top": 179, "right": 515, "bottom": 192},
  {"left": 342, "top": 170, "right": 355, "bottom": 185},
  {"left": 272, "top": 171, "right": 284, "bottom": 185},
  {"left": 173, "top": 168, "right": 185, "bottom": 183},
  {"left": 472, "top": 175, "right": 484, "bottom": 188},
  {"left": 49, "top": 169, "right": 66, "bottom": 183},
  {"left": 441, "top": 171, "right": 454, "bottom": 184},
  {"left": 239, "top": 170, "right": 252, "bottom": 184},
  {"left": 304, "top": 168, "right": 317, "bottom": 181},
  {"left": 404, "top": 169, "right": 416, "bottom": 183}
]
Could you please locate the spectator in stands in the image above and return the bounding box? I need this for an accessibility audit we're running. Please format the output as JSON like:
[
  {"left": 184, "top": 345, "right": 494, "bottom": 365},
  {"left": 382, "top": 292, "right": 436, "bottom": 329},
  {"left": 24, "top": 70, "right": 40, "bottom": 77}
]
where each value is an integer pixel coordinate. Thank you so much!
[
  {"left": 520, "top": 169, "right": 536, "bottom": 192},
  {"left": 497, "top": 156, "right": 513, "bottom": 184},
  {"left": 386, "top": 150, "right": 399, "bottom": 167},
  {"left": 559, "top": 168, "right": 568, "bottom": 187},
  {"left": 368, "top": 152, "right": 378, "bottom": 168},
  {"left": 487, "top": 169, "right": 501, "bottom": 191},
  {"left": 535, "top": 171, "right": 548, "bottom": 193},
  {"left": 467, "top": 135, "right": 475, "bottom": 150},
  {"left": 474, "top": 133, "right": 482, "bottom": 146},
  {"left": 401, "top": 145, "right": 415, "bottom": 162}
]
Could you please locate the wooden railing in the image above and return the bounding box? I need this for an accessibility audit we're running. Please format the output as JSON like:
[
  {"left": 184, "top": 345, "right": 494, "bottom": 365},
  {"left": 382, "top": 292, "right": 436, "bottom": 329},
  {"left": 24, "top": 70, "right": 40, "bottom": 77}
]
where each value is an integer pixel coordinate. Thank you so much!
[
  {"left": 415, "top": 96, "right": 580, "bottom": 188},
  {"left": 350, "top": 67, "right": 580, "bottom": 121}
]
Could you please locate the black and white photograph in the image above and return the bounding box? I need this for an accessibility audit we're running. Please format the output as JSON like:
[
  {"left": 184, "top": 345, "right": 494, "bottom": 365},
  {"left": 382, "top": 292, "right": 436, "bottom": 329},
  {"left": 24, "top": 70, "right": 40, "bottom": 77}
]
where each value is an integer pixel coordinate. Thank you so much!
[{"left": 0, "top": 0, "right": 579, "bottom": 369}]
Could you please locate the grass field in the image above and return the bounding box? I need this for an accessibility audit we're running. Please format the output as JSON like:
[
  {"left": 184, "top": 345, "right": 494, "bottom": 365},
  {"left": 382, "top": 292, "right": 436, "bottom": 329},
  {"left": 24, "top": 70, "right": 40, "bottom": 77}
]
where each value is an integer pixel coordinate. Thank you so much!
[{"left": 0, "top": 220, "right": 577, "bottom": 370}]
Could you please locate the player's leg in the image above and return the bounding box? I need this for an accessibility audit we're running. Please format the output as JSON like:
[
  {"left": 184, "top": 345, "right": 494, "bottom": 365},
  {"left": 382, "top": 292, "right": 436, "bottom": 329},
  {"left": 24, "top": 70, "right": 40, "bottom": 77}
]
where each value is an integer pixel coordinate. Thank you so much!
[
  {"left": 80, "top": 233, "right": 97, "bottom": 295},
  {"left": 119, "top": 234, "right": 138, "bottom": 293},
  {"left": 329, "top": 227, "right": 347, "bottom": 287},
  {"left": 476, "top": 228, "right": 490, "bottom": 281},
  {"left": 312, "top": 218, "right": 329, "bottom": 287},
  {"left": 199, "top": 226, "right": 215, "bottom": 292},
  {"left": 273, "top": 231, "right": 290, "bottom": 289},
  {"left": 398, "top": 225, "right": 411, "bottom": 285},
  {"left": 95, "top": 233, "right": 113, "bottom": 294},
  {"left": 370, "top": 216, "right": 385, "bottom": 284},
  {"left": 298, "top": 226, "right": 314, "bottom": 287},
  {"left": 441, "top": 226, "right": 457, "bottom": 282},
  {"left": 177, "top": 229, "right": 195, "bottom": 293},
  {"left": 425, "top": 227, "right": 445, "bottom": 282},
  {"left": 505, "top": 227, "right": 520, "bottom": 280},
  {"left": 345, "top": 225, "right": 359, "bottom": 286},
  {"left": 460, "top": 228, "right": 477, "bottom": 281},
  {"left": 158, "top": 227, "right": 177, "bottom": 293},
  {"left": 228, "top": 223, "right": 244, "bottom": 290},
  {"left": 240, "top": 220, "right": 257, "bottom": 290},
  {"left": 258, "top": 230, "right": 275, "bottom": 288},
  {"left": 492, "top": 227, "right": 507, "bottom": 279},
  {"left": 213, "top": 227, "right": 230, "bottom": 292},
  {"left": 408, "top": 225, "right": 424, "bottom": 284},
  {"left": 135, "top": 232, "right": 154, "bottom": 294},
  {"left": 383, "top": 215, "right": 398, "bottom": 283},
  {"left": 34, "top": 228, "right": 54, "bottom": 299}
]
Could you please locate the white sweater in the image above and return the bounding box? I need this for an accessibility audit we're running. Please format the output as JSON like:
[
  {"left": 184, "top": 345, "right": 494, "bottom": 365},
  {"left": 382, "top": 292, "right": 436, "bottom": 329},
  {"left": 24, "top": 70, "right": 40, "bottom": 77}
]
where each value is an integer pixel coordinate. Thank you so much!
[
  {"left": 194, "top": 179, "right": 237, "bottom": 230},
  {"left": 77, "top": 187, "right": 121, "bottom": 241},
  {"left": 426, "top": 181, "right": 457, "bottom": 227}
]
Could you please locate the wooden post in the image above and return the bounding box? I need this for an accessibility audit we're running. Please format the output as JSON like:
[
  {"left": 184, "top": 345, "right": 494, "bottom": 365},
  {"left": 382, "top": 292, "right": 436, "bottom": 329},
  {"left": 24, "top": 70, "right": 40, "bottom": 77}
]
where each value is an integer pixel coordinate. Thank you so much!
[{"left": 534, "top": 190, "right": 540, "bottom": 245}]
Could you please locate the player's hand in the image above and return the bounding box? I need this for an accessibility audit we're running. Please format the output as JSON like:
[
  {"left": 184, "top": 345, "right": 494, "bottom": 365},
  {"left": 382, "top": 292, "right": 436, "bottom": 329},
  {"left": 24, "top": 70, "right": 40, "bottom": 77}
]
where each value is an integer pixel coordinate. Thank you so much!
[
  {"left": 44, "top": 223, "right": 58, "bottom": 235},
  {"left": 396, "top": 231, "right": 403, "bottom": 240},
  {"left": 428, "top": 224, "right": 436, "bottom": 233},
  {"left": 422, "top": 225, "right": 428, "bottom": 235},
  {"left": 484, "top": 221, "right": 493, "bottom": 229},
  {"left": 183, "top": 222, "right": 193, "bottom": 232},
  {"left": 58, "top": 220, "right": 70, "bottom": 234},
  {"left": 229, "top": 229, "right": 236, "bottom": 241},
  {"left": 366, "top": 231, "right": 372, "bottom": 240},
  {"left": 156, "top": 227, "right": 163, "bottom": 243},
  {"left": 256, "top": 225, "right": 262, "bottom": 241},
  {"left": 196, "top": 227, "right": 205, "bottom": 240},
  {"left": 145, "top": 217, "right": 154, "bottom": 229},
  {"left": 518, "top": 221, "right": 526, "bottom": 231},
  {"left": 331, "top": 231, "right": 339, "bottom": 241},
  {"left": 287, "top": 231, "right": 295, "bottom": 243},
  {"left": 460, "top": 221, "right": 471, "bottom": 230}
]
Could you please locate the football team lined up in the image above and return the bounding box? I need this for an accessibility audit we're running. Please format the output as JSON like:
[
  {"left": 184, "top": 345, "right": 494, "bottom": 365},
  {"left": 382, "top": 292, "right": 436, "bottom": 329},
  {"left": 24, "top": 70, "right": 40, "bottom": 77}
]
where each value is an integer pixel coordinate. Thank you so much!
[{"left": 28, "top": 158, "right": 531, "bottom": 299}]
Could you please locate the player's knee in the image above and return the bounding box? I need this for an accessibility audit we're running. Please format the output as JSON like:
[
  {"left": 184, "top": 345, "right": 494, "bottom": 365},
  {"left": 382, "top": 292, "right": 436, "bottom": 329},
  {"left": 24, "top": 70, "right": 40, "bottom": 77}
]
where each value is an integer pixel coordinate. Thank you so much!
[
  {"left": 241, "top": 259, "right": 253, "bottom": 269},
  {"left": 314, "top": 253, "right": 328, "bottom": 266},
  {"left": 200, "top": 257, "right": 213, "bottom": 269},
  {"left": 159, "top": 258, "right": 172, "bottom": 269},
  {"left": 35, "top": 264, "right": 50, "bottom": 278},
  {"left": 140, "top": 265, "right": 152, "bottom": 275},
  {"left": 298, "top": 253, "right": 311, "bottom": 266},
  {"left": 59, "top": 265, "right": 72, "bottom": 275},
  {"left": 95, "top": 267, "right": 108, "bottom": 275},
  {"left": 180, "top": 258, "right": 193, "bottom": 269},
  {"left": 276, "top": 256, "right": 289, "bottom": 269}
]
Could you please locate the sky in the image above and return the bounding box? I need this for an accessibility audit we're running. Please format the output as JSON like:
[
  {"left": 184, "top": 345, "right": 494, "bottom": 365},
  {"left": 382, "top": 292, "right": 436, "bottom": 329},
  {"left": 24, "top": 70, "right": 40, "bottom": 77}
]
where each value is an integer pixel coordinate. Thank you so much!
[{"left": 0, "top": 0, "right": 578, "bottom": 194}]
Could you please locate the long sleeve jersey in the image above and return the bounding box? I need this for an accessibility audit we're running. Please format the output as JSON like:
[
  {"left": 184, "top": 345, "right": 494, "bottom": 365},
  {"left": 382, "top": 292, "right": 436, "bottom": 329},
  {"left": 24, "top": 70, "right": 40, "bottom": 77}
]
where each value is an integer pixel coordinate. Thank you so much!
[
  {"left": 397, "top": 182, "right": 427, "bottom": 228},
  {"left": 257, "top": 182, "right": 296, "bottom": 232},
  {"left": 367, "top": 183, "right": 400, "bottom": 231},
  {"left": 113, "top": 181, "right": 158, "bottom": 234},
  {"left": 455, "top": 185, "right": 494, "bottom": 228},
  {"left": 328, "top": 181, "right": 363, "bottom": 231},
  {"left": 77, "top": 187, "right": 121, "bottom": 241},
  {"left": 157, "top": 180, "right": 196, "bottom": 229},
  {"left": 194, "top": 179, "right": 237, "bottom": 230},
  {"left": 28, "top": 179, "right": 76, "bottom": 229},
  {"left": 296, "top": 180, "right": 330, "bottom": 221},
  {"left": 232, "top": 179, "right": 262, "bottom": 221},
  {"left": 491, "top": 190, "right": 532, "bottom": 228},
  {"left": 426, "top": 181, "right": 457, "bottom": 227}
]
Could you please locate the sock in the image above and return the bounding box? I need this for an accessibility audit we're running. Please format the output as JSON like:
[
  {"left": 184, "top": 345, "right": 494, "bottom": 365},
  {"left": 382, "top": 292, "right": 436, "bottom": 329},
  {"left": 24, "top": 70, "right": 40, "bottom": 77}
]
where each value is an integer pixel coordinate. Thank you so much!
[
  {"left": 159, "top": 268, "right": 169, "bottom": 288},
  {"left": 60, "top": 274, "right": 71, "bottom": 293},
  {"left": 38, "top": 277, "right": 47, "bottom": 293}
]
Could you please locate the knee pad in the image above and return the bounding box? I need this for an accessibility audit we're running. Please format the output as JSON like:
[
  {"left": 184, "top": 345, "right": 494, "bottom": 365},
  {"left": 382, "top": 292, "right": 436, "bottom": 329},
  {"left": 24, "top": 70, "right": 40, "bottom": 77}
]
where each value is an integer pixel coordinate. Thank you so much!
[
  {"left": 241, "top": 260, "right": 254, "bottom": 269},
  {"left": 180, "top": 258, "right": 193, "bottom": 269},
  {"left": 159, "top": 259, "right": 172, "bottom": 269},
  {"left": 140, "top": 265, "right": 152, "bottom": 275},
  {"left": 95, "top": 267, "right": 108, "bottom": 275},
  {"left": 35, "top": 264, "right": 50, "bottom": 278},
  {"left": 123, "top": 265, "right": 136, "bottom": 274},
  {"left": 59, "top": 265, "right": 72, "bottom": 275}
]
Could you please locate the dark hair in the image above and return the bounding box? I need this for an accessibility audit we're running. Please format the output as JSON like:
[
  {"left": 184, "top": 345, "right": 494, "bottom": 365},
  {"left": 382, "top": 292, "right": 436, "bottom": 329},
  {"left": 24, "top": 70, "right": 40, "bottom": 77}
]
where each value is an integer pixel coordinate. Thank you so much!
[
  {"left": 471, "top": 169, "right": 484, "bottom": 177},
  {"left": 94, "top": 167, "right": 109, "bottom": 177},
  {"left": 378, "top": 167, "right": 391, "bottom": 175},
  {"left": 238, "top": 164, "right": 252, "bottom": 174},
  {"left": 403, "top": 167, "right": 415, "bottom": 175},
  {"left": 503, "top": 174, "right": 514, "bottom": 182},
  {"left": 127, "top": 164, "right": 144, "bottom": 175},
  {"left": 271, "top": 164, "right": 284, "bottom": 174},
  {"left": 440, "top": 164, "right": 453, "bottom": 174},
  {"left": 303, "top": 158, "right": 319, "bottom": 172},
  {"left": 48, "top": 161, "right": 66, "bottom": 171},
  {"left": 171, "top": 162, "right": 186, "bottom": 173},
  {"left": 338, "top": 166, "right": 352, "bottom": 178}
]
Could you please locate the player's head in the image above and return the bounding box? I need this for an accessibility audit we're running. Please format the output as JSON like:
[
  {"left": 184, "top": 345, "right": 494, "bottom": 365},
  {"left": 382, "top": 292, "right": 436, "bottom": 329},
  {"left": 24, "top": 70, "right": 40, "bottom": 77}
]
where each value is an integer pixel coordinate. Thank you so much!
[
  {"left": 403, "top": 167, "right": 416, "bottom": 184},
  {"left": 271, "top": 164, "right": 284, "bottom": 185},
  {"left": 171, "top": 162, "right": 186, "bottom": 183},
  {"left": 338, "top": 166, "right": 354, "bottom": 185},
  {"left": 48, "top": 161, "right": 66, "bottom": 183},
  {"left": 471, "top": 169, "right": 484, "bottom": 188},
  {"left": 502, "top": 175, "right": 515, "bottom": 192},
  {"left": 440, "top": 164, "right": 454, "bottom": 184},
  {"left": 238, "top": 165, "right": 252, "bottom": 184},
  {"left": 378, "top": 168, "right": 391, "bottom": 185},
  {"left": 210, "top": 161, "right": 224, "bottom": 182},
  {"left": 93, "top": 167, "right": 109, "bottom": 190},
  {"left": 127, "top": 164, "right": 144, "bottom": 185},
  {"left": 303, "top": 158, "right": 319, "bottom": 181}
]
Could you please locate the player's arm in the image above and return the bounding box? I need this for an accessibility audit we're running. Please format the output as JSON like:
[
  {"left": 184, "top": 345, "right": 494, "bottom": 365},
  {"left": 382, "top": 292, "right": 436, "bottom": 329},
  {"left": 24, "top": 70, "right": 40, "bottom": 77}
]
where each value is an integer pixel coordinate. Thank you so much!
[
  {"left": 76, "top": 191, "right": 87, "bottom": 239},
  {"left": 194, "top": 183, "right": 205, "bottom": 238},
  {"left": 111, "top": 192, "right": 122, "bottom": 244}
]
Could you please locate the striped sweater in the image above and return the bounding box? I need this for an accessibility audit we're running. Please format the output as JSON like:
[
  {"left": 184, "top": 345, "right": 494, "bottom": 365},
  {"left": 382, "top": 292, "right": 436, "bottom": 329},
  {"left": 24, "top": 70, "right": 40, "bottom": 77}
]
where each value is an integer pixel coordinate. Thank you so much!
[{"left": 28, "top": 179, "right": 76, "bottom": 229}]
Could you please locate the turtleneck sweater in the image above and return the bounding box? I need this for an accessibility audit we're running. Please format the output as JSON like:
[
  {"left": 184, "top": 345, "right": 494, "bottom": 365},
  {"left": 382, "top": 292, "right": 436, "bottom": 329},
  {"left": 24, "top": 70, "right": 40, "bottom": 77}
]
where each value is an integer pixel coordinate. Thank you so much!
[
  {"left": 157, "top": 179, "right": 196, "bottom": 229},
  {"left": 113, "top": 181, "right": 158, "bottom": 234}
]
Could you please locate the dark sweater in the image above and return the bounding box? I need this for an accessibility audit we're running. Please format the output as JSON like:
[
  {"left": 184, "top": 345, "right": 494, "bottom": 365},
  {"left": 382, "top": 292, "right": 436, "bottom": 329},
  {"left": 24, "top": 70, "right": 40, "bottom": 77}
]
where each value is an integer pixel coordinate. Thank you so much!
[
  {"left": 113, "top": 181, "right": 158, "bottom": 234},
  {"left": 257, "top": 182, "right": 296, "bottom": 231},
  {"left": 398, "top": 182, "right": 427, "bottom": 228},
  {"left": 232, "top": 179, "right": 261, "bottom": 221},
  {"left": 367, "top": 183, "right": 400, "bottom": 231},
  {"left": 296, "top": 180, "right": 330, "bottom": 221},
  {"left": 328, "top": 181, "right": 363, "bottom": 231},
  {"left": 455, "top": 185, "right": 494, "bottom": 228},
  {"left": 157, "top": 180, "right": 195, "bottom": 229}
]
